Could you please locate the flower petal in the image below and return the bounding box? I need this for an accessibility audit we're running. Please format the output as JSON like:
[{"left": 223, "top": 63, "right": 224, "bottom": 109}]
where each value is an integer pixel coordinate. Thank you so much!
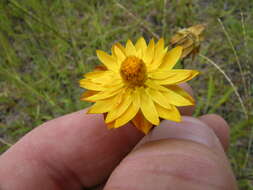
[
  {"left": 135, "top": 37, "right": 147, "bottom": 51},
  {"left": 146, "top": 80, "right": 195, "bottom": 106},
  {"left": 84, "top": 70, "right": 106, "bottom": 78},
  {"left": 162, "top": 85, "right": 195, "bottom": 106},
  {"left": 145, "top": 79, "right": 170, "bottom": 92},
  {"left": 155, "top": 103, "right": 181, "bottom": 122},
  {"left": 159, "top": 46, "right": 183, "bottom": 70},
  {"left": 96, "top": 50, "right": 119, "bottom": 71},
  {"left": 153, "top": 69, "right": 199, "bottom": 85},
  {"left": 132, "top": 111, "right": 153, "bottom": 134},
  {"left": 84, "top": 83, "right": 124, "bottom": 102},
  {"left": 125, "top": 40, "right": 137, "bottom": 56},
  {"left": 79, "top": 79, "right": 106, "bottom": 91},
  {"left": 85, "top": 70, "right": 118, "bottom": 84},
  {"left": 80, "top": 72, "right": 122, "bottom": 91},
  {"left": 155, "top": 38, "right": 165, "bottom": 56},
  {"left": 148, "top": 38, "right": 168, "bottom": 71},
  {"left": 112, "top": 43, "right": 126, "bottom": 65},
  {"left": 143, "top": 38, "right": 155, "bottom": 65},
  {"left": 148, "top": 50, "right": 167, "bottom": 72},
  {"left": 105, "top": 89, "right": 132, "bottom": 123},
  {"left": 139, "top": 87, "right": 160, "bottom": 125},
  {"left": 149, "top": 70, "right": 175, "bottom": 80},
  {"left": 114, "top": 89, "right": 140, "bottom": 128},
  {"left": 87, "top": 96, "right": 117, "bottom": 114},
  {"left": 80, "top": 90, "right": 98, "bottom": 102},
  {"left": 146, "top": 87, "right": 172, "bottom": 109},
  {"left": 115, "top": 43, "right": 126, "bottom": 54},
  {"left": 136, "top": 49, "right": 142, "bottom": 59},
  {"left": 135, "top": 37, "right": 147, "bottom": 59}
]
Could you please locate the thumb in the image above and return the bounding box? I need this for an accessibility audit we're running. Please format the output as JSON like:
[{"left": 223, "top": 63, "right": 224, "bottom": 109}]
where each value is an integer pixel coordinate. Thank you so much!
[{"left": 104, "top": 115, "right": 237, "bottom": 190}]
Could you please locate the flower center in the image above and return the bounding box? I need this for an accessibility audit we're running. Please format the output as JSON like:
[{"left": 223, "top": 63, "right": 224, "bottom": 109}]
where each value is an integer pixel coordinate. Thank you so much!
[{"left": 120, "top": 56, "right": 147, "bottom": 86}]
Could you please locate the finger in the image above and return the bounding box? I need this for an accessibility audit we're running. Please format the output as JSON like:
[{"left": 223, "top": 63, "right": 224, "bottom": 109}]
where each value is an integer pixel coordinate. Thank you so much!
[
  {"left": 0, "top": 83, "right": 194, "bottom": 190},
  {"left": 105, "top": 116, "right": 236, "bottom": 190},
  {"left": 104, "top": 116, "right": 237, "bottom": 190},
  {"left": 135, "top": 116, "right": 225, "bottom": 153},
  {"left": 199, "top": 114, "right": 230, "bottom": 151},
  {"left": 105, "top": 140, "right": 237, "bottom": 190}
]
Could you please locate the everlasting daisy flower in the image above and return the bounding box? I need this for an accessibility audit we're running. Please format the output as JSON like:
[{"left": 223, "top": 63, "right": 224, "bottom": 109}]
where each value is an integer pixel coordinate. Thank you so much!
[{"left": 80, "top": 37, "right": 199, "bottom": 134}]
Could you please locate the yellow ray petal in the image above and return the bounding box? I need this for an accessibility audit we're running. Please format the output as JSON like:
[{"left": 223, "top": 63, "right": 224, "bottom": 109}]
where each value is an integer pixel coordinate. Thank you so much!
[
  {"left": 115, "top": 43, "right": 126, "bottom": 55},
  {"left": 149, "top": 70, "right": 175, "bottom": 80},
  {"left": 159, "top": 46, "right": 183, "bottom": 70},
  {"left": 136, "top": 49, "right": 142, "bottom": 59},
  {"left": 162, "top": 85, "right": 195, "bottom": 106},
  {"left": 146, "top": 79, "right": 195, "bottom": 107},
  {"left": 148, "top": 50, "right": 167, "bottom": 72},
  {"left": 114, "top": 89, "right": 140, "bottom": 128},
  {"left": 112, "top": 44, "right": 126, "bottom": 65},
  {"left": 80, "top": 90, "right": 98, "bottom": 102},
  {"left": 96, "top": 50, "right": 119, "bottom": 71},
  {"left": 85, "top": 70, "right": 118, "bottom": 84},
  {"left": 152, "top": 70, "right": 199, "bottom": 85},
  {"left": 135, "top": 37, "right": 147, "bottom": 51},
  {"left": 143, "top": 38, "right": 155, "bottom": 65},
  {"left": 105, "top": 89, "right": 132, "bottom": 123},
  {"left": 168, "top": 85, "right": 195, "bottom": 101},
  {"left": 148, "top": 38, "right": 167, "bottom": 72},
  {"left": 132, "top": 111, "right": 153, "bottom": 134},
  {"left": 139, "top": 87, "right": 160, "bottom": 125},
  {"left": 125, "top": 40, "right": 137, "bottom": 56},
  {"left": 146, "top": 87, "right": 172, "bottom": 109},
  {"left": 80, "top": 72, "right": 122, "bottom": 91},
  {"left": 155, "top": 38, "right": 164, "bottom": 56},
  {"left": 84, "top": 83, "right": 124, "bottom": 102},
  {"left": 145, "top": 79, "right": 170, "bottom": 92},
  {"left": 79, "top": 79, "right": 106, "bottom": 91},
  {"left": 84, "top": 70, "right": 105, "bottom": 78},
  {"left": 87, "top": 96, "right": 117, "bottom": 114},
  {"left": 155, "top": 103, "right": 181, "bottom": 122}
]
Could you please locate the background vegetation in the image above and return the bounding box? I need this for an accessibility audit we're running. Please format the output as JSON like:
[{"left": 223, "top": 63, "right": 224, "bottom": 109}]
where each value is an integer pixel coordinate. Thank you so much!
[{"left": 0, "top": 0, "right": 252, "bottom": 189}]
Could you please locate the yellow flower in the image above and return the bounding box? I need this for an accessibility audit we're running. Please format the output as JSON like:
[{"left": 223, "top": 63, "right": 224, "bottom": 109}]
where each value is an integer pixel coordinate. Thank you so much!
[{"left": 80, "top": 38, "right": 199, "bottom": 134}]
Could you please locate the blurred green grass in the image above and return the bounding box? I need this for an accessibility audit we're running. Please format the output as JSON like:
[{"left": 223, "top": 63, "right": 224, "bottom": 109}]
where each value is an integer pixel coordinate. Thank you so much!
[{"left": 0, "top": 0, "right": 252, "bottom": 189}]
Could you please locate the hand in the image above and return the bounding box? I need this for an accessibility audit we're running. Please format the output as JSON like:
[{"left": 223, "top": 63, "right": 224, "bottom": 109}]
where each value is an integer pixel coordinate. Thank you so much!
[{"left": 0, "top": 84, "right": 237, "bottom": 190}]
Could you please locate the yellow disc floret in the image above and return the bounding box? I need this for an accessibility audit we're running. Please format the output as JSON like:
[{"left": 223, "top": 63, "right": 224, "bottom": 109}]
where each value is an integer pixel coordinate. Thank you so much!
[{"left": 120, "top": 56, "right": 147, "bottom": 86}]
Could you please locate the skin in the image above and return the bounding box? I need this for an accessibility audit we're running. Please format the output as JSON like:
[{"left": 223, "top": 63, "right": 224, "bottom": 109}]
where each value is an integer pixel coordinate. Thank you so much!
[{"left": 0, "top": 84, "right": 237, "bottom": 190}]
